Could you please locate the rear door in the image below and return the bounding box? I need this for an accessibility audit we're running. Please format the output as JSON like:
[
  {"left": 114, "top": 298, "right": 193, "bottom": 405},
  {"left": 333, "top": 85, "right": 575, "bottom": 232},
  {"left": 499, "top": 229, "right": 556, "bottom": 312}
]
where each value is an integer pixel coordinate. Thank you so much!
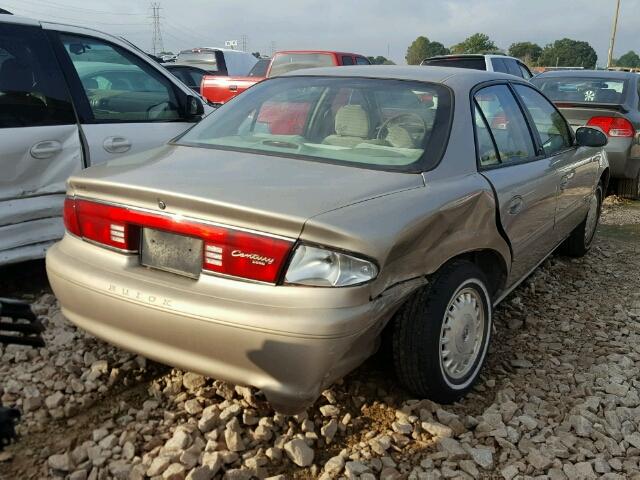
[
  {"left": 48, "top": 29, "right": 198, "bottom": 166},
  {"left": 473, "top": 83, "right": 559, "bottom": 284},
  {"left": 0, "top": 21, "right": 82, "bottom": 263},
  {"left": 512, "top": 84, "right": 598, "bottom": 241}
]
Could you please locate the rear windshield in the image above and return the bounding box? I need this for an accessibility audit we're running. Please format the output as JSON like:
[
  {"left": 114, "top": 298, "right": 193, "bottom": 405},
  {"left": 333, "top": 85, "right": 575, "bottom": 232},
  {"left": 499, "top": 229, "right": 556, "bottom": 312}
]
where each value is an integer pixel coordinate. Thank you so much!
[
  {"left": 177, "top": 76, "right": 452, "bottom": 172},
  {"left": 176, "top": 51, "right": 219, "bottom": 70},
  {"left": 423, "top": 57, "right": 487, "bottom": 71},
  {"left": 269, "top": 53, "right": 335, "bottom": 77},
  {"left": 532, "top": 77, "right": 628, "bottom": 104}
]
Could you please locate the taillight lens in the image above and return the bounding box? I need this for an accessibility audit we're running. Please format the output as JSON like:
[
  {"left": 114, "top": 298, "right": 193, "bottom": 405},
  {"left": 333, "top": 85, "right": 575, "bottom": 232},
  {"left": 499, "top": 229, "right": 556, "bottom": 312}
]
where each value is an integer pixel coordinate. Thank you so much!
[
  {"left": 284, "top": 244, "right": 378, "bottom": 287},
  {"left": 586, "top": 116, "right": 635, "bottom": 137},
  {"left": 62, "top": 197, "right": 293, "bottom": 283}
]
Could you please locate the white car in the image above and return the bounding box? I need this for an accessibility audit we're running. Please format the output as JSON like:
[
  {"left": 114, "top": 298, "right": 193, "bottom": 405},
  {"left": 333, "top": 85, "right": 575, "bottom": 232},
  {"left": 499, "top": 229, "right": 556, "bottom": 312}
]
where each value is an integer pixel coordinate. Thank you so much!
[
  {"left": 422, "top": 54, "right": 534, "bottom": 80},
  {"left": 0, "top": 15, "right": 212, "bottom": 265}
]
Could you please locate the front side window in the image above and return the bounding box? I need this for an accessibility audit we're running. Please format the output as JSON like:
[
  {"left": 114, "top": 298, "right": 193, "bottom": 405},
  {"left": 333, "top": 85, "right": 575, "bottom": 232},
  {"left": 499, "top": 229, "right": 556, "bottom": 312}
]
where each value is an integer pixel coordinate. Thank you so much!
[
  {"left": 532, "top": 76, "right": 627, "bottom": 104},
  {"left": 355, "top": 57, "right": 370, "bottom": 65},
  {"left": 341, "top": 56, "right": 354, "bottom": 66},
  {"left": 177, "top": 77, "right": 453, "bottom": 171},
  {"left": 61, "top": 34, "right": 181, "bottom": 123},
  {"left": 474, "top": 84, "right": 536, "bottom": 164},
  {"left": 514, "top": 84, "right": 572, "bottom": 156},
  {"left": 491, "top": 58, "right": 509, "bottom": 74},
  {"left": 0, "top": 24, "right": 75, "bottom": 128},
  {"left": 268, "top": 53, "right": 335, "bottom": 77}
]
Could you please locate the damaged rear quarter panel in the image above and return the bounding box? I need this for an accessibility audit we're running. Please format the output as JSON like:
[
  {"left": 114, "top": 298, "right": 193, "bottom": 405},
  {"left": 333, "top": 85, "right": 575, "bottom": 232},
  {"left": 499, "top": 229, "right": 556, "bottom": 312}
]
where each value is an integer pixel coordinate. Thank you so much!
[{"left": 300, "top": 173, "right": 511, "bottom": 299}]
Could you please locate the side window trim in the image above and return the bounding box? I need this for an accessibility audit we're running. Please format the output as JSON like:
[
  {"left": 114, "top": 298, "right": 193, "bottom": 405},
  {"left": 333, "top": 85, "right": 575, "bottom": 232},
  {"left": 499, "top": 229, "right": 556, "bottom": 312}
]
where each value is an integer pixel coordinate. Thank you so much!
[
  {"left": 47, "top": 30, "right": 187, "bottom": 124},
  {"left": 506, "top": 82, "right": 545, "bottom": 157},
  {"left": 510, "top": 82, "right": 576, "bottom": 157}
]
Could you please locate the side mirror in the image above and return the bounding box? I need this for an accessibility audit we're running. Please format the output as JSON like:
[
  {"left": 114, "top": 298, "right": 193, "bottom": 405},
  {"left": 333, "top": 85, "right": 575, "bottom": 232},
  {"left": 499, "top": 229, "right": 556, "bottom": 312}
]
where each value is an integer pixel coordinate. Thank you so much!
[
  {"left": 575, "top": 126, "right": 608, "bottom": 148},
  {"left": 185, "top": 95, "right": 205, "bottom": 120}
]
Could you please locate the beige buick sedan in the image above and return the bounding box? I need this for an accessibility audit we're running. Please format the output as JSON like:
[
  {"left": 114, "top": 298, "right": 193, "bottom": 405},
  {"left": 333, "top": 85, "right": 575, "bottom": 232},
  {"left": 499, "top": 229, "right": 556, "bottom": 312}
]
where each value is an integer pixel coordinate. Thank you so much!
[{"left": 47, "top": 66, "right": 609, "bottom": 413}]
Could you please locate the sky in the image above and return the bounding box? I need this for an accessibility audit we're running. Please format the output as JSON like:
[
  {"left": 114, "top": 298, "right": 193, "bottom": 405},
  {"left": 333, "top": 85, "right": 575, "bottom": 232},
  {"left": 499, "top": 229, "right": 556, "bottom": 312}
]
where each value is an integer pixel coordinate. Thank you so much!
[{"left": 3, "top": 0, "right": 639, "bottom": 66}]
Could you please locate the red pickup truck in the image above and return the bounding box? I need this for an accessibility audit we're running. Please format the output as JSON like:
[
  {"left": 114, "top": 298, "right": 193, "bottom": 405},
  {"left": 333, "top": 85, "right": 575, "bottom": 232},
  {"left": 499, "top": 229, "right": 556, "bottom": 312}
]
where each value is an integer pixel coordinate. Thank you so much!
[{"left": 201, "top": 50, "right": 370, "bottom": 106}]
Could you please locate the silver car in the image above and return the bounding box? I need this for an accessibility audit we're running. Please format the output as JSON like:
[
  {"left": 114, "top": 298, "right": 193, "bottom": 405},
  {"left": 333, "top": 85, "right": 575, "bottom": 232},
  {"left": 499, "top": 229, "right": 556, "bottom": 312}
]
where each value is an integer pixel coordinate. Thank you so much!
[
  {"left": 46, "top": 66, "right": 608, "bottom": 413},
  {"left": 0, "top": 15, "right": 209, "bottom": 265}
]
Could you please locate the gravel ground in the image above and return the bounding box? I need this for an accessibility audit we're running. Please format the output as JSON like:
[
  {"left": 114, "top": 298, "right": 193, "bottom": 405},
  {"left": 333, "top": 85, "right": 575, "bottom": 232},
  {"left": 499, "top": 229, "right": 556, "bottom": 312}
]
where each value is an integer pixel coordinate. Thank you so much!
[{"left": 1, "top": 199, "right": 639, "bottom": 480}]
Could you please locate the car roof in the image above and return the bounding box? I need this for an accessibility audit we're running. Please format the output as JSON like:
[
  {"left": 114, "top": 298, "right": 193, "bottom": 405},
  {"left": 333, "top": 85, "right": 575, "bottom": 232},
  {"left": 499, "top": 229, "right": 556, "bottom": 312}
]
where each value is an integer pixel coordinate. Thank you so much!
[
  {"left": 0, "top": 14, "right": 40, "bottom": 26},
  {"left": 164, "top": 63, "right": 214, "bottom": 70},
  {"left": 275, "top": 50, "right": 365, "bottom": 57},
  {"left": 425, "top": 54, "right": 520, "bottom": 61},
  {"left": 535, "top": 69, "right": 637, "bottom": 80},
  {"left": 282, "top": 65, "right": 517, "bottom": 86}
]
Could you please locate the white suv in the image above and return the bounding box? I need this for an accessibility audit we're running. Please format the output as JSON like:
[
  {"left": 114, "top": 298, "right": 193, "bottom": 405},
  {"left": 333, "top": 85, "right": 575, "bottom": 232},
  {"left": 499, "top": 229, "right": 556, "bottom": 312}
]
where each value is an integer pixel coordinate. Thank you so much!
[
  {"left": 0, "top": 15, "right": 212, "bottom": 265},
  {"left": 422, "top": 54, "right": 533, "bottom": 80}
]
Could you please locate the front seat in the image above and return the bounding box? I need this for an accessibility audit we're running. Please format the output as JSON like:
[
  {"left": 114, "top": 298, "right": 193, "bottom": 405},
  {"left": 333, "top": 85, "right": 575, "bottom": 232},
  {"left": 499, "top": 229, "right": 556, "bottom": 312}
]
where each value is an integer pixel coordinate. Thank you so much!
[
  {"left": 0, "top": 58, "right": 48, "bottom": 127},
  {"left": 323, "top": 105, "right": 371, "bottom": 147}
]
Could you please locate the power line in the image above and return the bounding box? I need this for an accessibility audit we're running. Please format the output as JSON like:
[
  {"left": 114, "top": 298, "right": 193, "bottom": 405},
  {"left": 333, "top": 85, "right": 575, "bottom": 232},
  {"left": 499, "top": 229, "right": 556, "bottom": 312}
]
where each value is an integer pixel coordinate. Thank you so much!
[
  {"left": 20, "top": 0, "right": 146, "bottom": 15},
  {"left": 2, "top": 1, "right": 147, "bottom": 25},
  {"left": 150, "top": 2, "right": 164, "bottom": 56}
]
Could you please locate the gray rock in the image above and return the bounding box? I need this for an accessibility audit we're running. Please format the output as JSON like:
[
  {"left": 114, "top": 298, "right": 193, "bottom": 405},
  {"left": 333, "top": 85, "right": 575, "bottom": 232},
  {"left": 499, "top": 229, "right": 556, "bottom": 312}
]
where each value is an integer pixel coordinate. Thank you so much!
[
  {"left": 284, "top": 438, "right": 314, "bottom": 467},
  {"left": 186, "top": 466, "right": 213, "bottom": 480},
  {"left": 437, "top": 437, "right": 467, "bottom": 460},
  {"left": 48, "top": 453, "right": 74, "bottom": 472},
  {"left": 45, "top": 391, "right": 65, "bottom": 409},
  {"left": 323, "top": 455, "right": 345, "bottom": 476},
  {"left": 163, "top": 463, "right": 186, "bottom": 480}
]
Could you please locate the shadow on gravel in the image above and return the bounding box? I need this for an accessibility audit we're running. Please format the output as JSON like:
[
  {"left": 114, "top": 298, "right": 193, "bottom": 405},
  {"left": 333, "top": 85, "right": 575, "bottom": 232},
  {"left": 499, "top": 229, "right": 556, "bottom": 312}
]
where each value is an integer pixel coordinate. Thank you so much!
[{"left": 0, "top": 260, "right": 50, "bottom": 298}]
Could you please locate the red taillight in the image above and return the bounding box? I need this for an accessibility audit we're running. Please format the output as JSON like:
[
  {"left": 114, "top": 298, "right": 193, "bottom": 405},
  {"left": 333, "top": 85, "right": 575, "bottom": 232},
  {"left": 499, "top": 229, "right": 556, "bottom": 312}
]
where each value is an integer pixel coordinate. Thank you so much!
[
  {"left": 63, "top": 198, "right": 293, "bottom": 283},
  {"left": 63, "top": 197, "right": 80, "bottom": 236},
  {"left": 586, "top": 116, "right": 635, "bottom": 138}
]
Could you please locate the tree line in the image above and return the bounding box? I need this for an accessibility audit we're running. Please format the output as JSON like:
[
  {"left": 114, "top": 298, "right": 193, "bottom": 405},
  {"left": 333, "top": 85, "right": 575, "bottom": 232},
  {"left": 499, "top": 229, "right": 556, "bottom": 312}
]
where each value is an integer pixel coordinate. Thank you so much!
[{"left": 401, "top": 33, "right": 640, "bottom": 69}]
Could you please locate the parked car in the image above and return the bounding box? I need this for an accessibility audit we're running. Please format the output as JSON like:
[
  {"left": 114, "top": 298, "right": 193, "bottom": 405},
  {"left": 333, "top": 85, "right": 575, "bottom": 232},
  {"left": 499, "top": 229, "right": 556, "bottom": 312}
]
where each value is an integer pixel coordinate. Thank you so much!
[
  {"left": 201, "top": 50, "right": 371, "bottom": 106},
  {"left": 47, "top": 66, "right": 608, "bottom": 413},
  {"left": 422, "top": 54, "right": 533, "bottom": 80},
  {"left": 532, "top": 70, "right": 640, "bottom": 198},
  {"left": 0, "top": 15, "right": 210, "bottom": 266},
  {"left": 164, "top": 63, "right": 218, "bottom": 95},
  {"left": 175, "top": 47, "right": 257, "bottom": 76}
]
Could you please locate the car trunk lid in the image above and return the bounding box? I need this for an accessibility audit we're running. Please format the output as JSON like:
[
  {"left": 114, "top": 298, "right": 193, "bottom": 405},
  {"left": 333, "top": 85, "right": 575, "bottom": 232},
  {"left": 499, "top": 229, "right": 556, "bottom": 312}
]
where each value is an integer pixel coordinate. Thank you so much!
[{"left": 555, "top": 103, "right": 628, "bottom": 130}]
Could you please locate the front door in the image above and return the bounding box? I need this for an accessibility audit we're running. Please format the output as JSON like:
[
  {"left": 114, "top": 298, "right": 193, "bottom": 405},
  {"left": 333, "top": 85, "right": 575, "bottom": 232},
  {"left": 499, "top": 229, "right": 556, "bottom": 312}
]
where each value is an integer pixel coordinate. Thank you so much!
[
  {"left": 52, "top": 31, "right": 196, "bottom": 166},
  {"left": 512, "top": 84, "right": 599, "bottom": 241},
  {"left": 0, "top": 22, "right": 82, "bottom": 263},
  {"left": 473, "top": 84, "right": 559, "bottom": 285}
]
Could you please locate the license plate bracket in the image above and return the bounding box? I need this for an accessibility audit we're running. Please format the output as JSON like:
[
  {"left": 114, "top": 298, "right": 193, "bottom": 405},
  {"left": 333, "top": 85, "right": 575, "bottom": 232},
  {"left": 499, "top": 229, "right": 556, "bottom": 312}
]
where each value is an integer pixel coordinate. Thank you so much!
[{"left": 140, "top": 228, "right": 203, "bottom": 279}]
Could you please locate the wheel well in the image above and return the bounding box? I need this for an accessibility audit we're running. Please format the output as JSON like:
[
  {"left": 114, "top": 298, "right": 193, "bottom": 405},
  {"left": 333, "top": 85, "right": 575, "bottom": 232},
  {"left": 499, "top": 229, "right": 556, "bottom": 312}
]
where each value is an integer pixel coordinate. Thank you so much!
[{"left": 443, "top": 250, "right": 508, "bottom": 300}]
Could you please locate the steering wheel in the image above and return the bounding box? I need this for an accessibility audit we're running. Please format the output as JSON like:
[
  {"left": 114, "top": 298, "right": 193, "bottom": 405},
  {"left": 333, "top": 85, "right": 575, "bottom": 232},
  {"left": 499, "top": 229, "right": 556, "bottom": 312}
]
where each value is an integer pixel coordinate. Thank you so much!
[{"left": 376, "top": 113, "right": 427, "bottom": 147}]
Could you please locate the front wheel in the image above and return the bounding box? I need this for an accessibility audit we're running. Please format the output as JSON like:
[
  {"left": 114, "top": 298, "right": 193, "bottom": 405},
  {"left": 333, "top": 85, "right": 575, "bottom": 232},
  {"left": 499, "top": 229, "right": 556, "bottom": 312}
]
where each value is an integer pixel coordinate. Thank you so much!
[
  {"left": 392, "top": 260, "right": 492, "bottom": 403},
  {"left": 562, "top": 183, "right": 602, "bottom": 257}
]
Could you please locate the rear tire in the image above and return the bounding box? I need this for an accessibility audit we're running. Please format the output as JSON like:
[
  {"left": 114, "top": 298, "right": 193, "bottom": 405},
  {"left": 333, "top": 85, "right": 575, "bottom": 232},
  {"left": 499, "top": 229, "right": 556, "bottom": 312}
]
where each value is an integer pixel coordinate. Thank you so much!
[
  {"left": 392, "top": 260, "right": 492, "bottom": 404},
  {"left": 617, "top": 170, "right": 640, "bottom": 200},
  {"left": 563, "top": 183, "right": 602, "bottom": 257}
]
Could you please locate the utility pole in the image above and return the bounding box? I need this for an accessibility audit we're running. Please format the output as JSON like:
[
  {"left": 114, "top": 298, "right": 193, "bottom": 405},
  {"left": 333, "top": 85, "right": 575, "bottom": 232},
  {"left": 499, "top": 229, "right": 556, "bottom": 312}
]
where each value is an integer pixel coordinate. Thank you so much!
[
  {"left": 270, "top": 41, "right": 276, "bottom": 57},
  {"left": 241, "top": 34, "right": 248, "bottom": 53},
  {"left": 150, "top": 2, "right": 164, "bottom": 56},
  {"left": 606, "top": 0, "right": 621, "bottom": 69}
]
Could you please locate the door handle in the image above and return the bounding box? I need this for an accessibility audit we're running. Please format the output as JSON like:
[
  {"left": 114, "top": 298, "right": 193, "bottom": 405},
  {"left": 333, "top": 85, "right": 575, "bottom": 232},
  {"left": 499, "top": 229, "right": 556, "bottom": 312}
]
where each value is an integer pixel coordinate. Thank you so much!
[
  {"left": 228, "top": 85, "right": 238, "bottom": 92},
  {"left": 507, "top": 196, "right": 524, "bottom": 215},
  {"left": 103, "top": 136, "right": 132, "bottom": 154},
  {"left": 30, "top": 140, "right": 62, "bottom": 159}
]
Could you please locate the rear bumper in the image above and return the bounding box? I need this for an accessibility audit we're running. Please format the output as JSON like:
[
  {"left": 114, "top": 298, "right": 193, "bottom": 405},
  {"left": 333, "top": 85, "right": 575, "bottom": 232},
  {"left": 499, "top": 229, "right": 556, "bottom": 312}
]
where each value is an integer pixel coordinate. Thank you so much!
[
  {"left": 46, "top": 235, "right": 411, "bottom": 412},
  {"left": 605, "top": 138, "right": 639, "bottom": 179}
]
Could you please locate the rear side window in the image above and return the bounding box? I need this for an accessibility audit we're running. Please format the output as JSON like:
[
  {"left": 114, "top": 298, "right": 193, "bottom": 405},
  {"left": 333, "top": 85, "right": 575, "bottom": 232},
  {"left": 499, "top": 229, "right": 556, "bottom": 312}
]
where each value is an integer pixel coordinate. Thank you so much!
[
  {"left": 423, "top": 57, "right": 487, "bottom": 70},
  {"left": 514, "top": 84, "right": 573, "bottom": 156},
  {"left": 504, "top": 59, "right": 523, "bottom": 77},
  {"left": 248, "top": 58, "right": 269, "bottom": 77},
  {"left": 0, "top": 23, "right": 75, "bottom": 128},
  {"left": 518, "top": 62, "right": 533, "bottom": 80},
  {"left": 269, "top": 53, "right": 335, "bottom": 77},
  {"left": 341, "top": 56, "right": 354, "bottom": 66},
  {"left": 60, "top": 33, "right": 181, "bottom": 123},
  {"left": 355, "top": 57, "right": 370, "bottom": 65},
  {"left": 474, "top": 84, "right": 536, "bottom": 165},
  {"left": 491, "top": 58, "right": 509, "bottom": 74}
]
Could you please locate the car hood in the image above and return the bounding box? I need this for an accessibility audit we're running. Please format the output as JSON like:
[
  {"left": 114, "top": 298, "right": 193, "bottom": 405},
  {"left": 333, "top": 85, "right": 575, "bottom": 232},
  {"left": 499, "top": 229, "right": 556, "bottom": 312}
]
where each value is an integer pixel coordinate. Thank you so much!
[{"left": 68, "top": 145, "right": 424, "bottom": 238}]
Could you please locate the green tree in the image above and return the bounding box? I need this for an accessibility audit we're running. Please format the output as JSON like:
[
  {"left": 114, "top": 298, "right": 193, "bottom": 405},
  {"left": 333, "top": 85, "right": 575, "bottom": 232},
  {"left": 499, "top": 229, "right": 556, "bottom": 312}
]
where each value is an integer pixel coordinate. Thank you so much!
[
  {"left": 405, "top": 36, "right": 449, "bottom": 65},
  {"left": 508, "top": 42, "right": 542, "bottom": 64},
  {"left": 616, "top": 50, "right": 640, "bottom": 68},
  {"left": 451, "top": 33, "right": 498, "bottom": 54},
  {"left": 367, "top": 56, "right": 395, "bottom": 65},
  {"left": 538, "top": 38, "right": 597, "bottom": 68}
]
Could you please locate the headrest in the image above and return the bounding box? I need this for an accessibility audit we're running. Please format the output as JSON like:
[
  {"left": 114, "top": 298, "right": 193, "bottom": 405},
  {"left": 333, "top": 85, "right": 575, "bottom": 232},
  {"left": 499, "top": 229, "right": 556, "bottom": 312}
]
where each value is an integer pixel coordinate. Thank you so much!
[{"left": 335, "top": 105, "right": 369, "bottom": 138}]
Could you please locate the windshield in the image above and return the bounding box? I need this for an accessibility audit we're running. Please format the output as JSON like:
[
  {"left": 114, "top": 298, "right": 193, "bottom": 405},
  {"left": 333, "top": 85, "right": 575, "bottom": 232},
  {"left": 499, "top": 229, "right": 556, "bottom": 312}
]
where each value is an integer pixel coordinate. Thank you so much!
[
  {"left": 177, "top": 76, "right": 452, "bottom": 172},
  {"left": 269, "top": 53, "right": 335, "bottom": 77},
  {"left": 532, "top": 76, "right": 628, "bottom": 104}
]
